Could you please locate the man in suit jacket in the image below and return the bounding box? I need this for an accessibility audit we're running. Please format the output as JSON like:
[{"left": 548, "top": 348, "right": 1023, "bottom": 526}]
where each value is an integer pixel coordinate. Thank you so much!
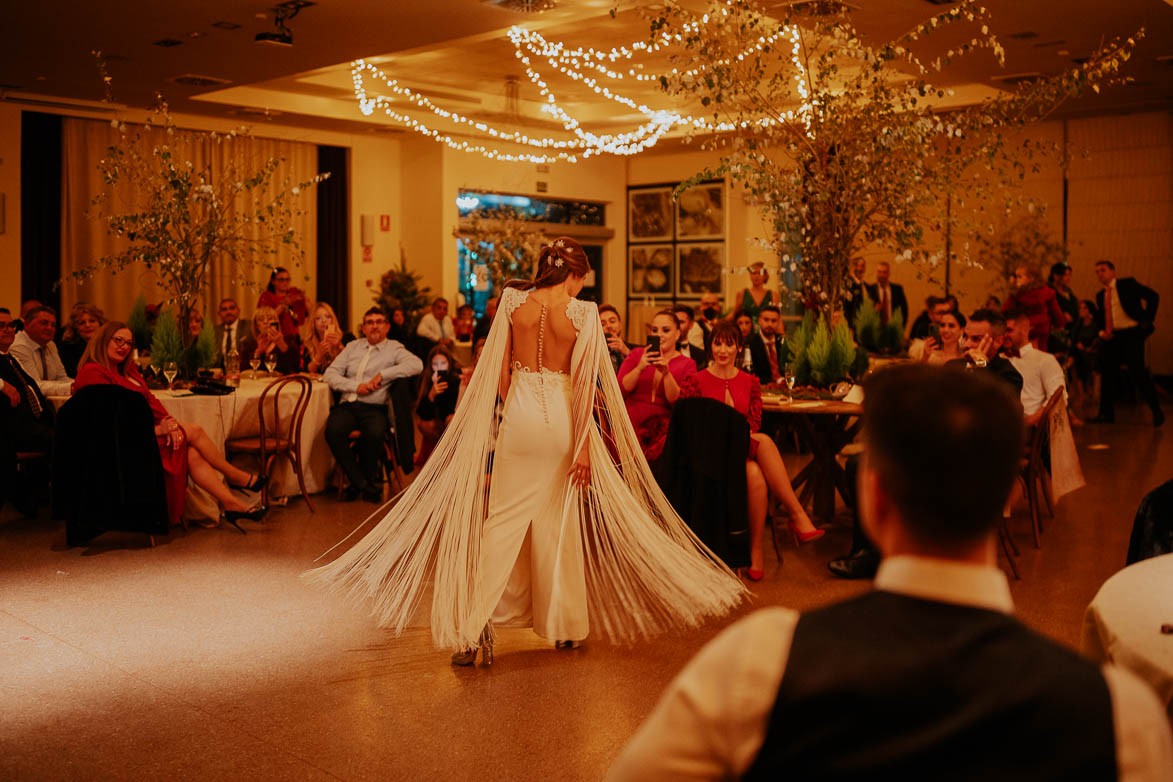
[
  {"left": 672, "top": 304, "right": 708, "bottom": 371},
  {"left": 866, "top": 261, "right": 909, "bottom": 326},
  {"left": 843, "top": 256, "right": 871, "bottom": 329},
  {"left": 610, "top": 365, "right": 1173, "bottom": 780},
  {"left": 747, "top": 305, "right": 786, "bottom": 385},
  {"left": 213, "top": 298, "right": 254, "bottom": 367},
  {"left": 1091, "top": 260, "right": 1163, "bottom": 427},
  {"left": 0, "top": 308, "right": 55, "bottom": 518}
]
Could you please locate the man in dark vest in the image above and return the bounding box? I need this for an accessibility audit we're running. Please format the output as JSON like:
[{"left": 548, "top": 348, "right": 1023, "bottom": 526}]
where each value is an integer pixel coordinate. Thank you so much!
[
  {"left": 1090, "top": 259, "right": 1163, "bottom": 427},
  {"left": 609, "top": 364, "right": 1172, "bottom": 780}
]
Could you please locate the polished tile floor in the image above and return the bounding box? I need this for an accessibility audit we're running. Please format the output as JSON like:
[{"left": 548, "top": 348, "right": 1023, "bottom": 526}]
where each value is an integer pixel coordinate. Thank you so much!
[{"left": 1, "top": 407, "right": 1168, "bottom": 780}]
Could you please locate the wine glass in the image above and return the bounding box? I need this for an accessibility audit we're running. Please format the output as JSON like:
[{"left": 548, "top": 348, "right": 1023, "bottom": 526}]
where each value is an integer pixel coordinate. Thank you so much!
[
  {"left": 264, "top": 353, "right": 277, "bottom": 375},
  {"left": 162, "top": 361, "right": 179, "bottom": 390},
  {"left": 248, "top": 356, "right": 262, "bottom": 379},
  {"left": 784, "top": 370, "right": 797, "bottom": 402}
]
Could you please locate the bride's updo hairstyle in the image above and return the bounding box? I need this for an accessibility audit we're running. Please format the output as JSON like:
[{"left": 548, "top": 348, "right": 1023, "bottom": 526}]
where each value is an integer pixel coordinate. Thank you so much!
[{"left": 505, "top": 236, "right": 590, "bottom": 291}]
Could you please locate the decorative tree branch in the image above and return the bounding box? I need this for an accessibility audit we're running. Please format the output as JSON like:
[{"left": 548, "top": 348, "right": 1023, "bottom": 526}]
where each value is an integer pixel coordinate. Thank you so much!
[{"left": 455, "top": 207, "right": 548, "bottom": 291}]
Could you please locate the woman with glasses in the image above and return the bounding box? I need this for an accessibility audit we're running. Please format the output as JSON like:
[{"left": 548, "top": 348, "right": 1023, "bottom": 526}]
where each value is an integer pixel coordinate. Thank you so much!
[{"left": 73, "top": 322, "right": 267, "bottom": 528}]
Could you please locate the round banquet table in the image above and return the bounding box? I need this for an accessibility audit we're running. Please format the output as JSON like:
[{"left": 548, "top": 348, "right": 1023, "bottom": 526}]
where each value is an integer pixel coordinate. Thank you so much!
[
  {"left": 53, "top": 376, "right": 333, "bottom": 523},
  {"left": 761, "top": 396, "right": 863, "bottom": 524},
  {"left": 1081, "top": 553, "right": 1173, "bottom": 717}
]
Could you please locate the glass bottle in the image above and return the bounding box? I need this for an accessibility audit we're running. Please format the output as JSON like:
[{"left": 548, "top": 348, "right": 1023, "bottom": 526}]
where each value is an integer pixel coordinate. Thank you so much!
[{"left": 225, "top": 347, "right": 241, "bottom": 387}]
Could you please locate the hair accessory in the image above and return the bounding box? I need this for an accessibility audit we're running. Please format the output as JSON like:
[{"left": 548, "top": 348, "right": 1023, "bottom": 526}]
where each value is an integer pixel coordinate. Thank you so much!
[{"left": 547, "top": 247, "right": 564, "bottom": 267}]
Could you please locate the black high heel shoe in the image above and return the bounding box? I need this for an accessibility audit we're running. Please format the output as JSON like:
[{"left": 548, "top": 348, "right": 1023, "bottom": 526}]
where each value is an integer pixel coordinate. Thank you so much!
[
  {"left": 222, "top": 505, "right": 267, "bottom": 534},
  {"left": 230, "top": 473, "right": 269, "bottom": 492}
]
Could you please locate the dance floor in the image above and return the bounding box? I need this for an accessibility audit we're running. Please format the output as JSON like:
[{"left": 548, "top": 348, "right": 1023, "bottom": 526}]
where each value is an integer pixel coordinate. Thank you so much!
[{"left": 1, "top": 403, "right": 1168, "bottom": 780}]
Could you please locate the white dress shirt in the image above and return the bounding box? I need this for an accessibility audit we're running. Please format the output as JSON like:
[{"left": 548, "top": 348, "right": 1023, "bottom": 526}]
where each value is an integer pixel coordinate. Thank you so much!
[
  {"left": 323, "top": 337, "right": 422, "bottom": 405},
  {"left": 9, "top": 330, "right": 73, "bottom": 396},
  {"left": 1008, "top": 343, "right": 1066, "bottom": 417},
  {"left": 416, "top": 312, "right": 455, "bottom": 343},
  {"left": 608, "top": 555, "right": 1173, "bottom": 781},
  {"left": 1107, "top": 279, "right": 1139, "bottom": 331}
]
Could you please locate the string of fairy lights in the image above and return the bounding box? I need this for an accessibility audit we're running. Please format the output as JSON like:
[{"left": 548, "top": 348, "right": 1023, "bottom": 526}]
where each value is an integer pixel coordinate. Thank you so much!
[{"left": 348, "top": 4, "right": 812, "bottom": 164}]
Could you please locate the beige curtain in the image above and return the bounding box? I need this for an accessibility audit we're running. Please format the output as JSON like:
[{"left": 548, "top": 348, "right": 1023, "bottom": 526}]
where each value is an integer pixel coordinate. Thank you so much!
[{"left": 60, "top": 117, "right": 317, "bottom": 325}]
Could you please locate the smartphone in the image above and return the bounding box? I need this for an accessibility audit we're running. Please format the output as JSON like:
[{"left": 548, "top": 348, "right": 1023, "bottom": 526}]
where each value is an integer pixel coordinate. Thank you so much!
[
  {"left": 928, "top": 324, "right": 941, "bottom": 342},
  {"left": 646, "top": 336, "right": 660, "bottom": 355}
]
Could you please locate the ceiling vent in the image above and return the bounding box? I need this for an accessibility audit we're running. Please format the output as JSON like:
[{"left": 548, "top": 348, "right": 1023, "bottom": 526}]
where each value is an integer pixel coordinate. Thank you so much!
[
  {"left": 1008, "top": 31, "right": 1039, "bottom": 40},
  {"left": 170, "top": 74, "right": 232, "bottom": 88},
  {"left": 154, "top": 38, "right": 183, "bottom": 48},
  {"left": 212, "top": 21, "right": 241, "bottom": 30}
]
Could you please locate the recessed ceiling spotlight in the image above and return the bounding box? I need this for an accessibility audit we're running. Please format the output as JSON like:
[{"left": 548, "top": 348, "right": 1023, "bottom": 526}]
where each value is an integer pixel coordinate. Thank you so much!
[
  {"left": 1008, "top": 31, "right": 1038, "bottom": 40},
  {"left": 212, "top": 21, "right": 242, "bottom": 30},
  {"left": 188, "top": 31, "right": 205, "bottom": 38},
  {"left": 154, "top": 38, "right": 183, "bottom": 48},
  {"left": 1057, "top": 49, "right": 1069, "bottom": 56}
]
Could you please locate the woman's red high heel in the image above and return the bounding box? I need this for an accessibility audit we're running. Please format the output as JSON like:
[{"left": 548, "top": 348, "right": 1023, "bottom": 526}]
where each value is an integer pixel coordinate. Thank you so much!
[
  {"left": 789, "top": 521, "right": 825, "bottom": 546},
  {"left": 746, "top": 568, "right": 764, "bottom": 582}
]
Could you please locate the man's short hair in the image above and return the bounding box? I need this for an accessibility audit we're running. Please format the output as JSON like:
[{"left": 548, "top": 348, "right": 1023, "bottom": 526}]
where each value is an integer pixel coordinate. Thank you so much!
[
  {"left": 1094, "top": 259, "right": 1115, "bottom": 271},
  {"left": 863, "top": 365, "right": 1025, "bottom": 547},
  {"left": 0, "top": 307, "right": 10, "bottom": 316},
  {"left": 969, "top": 308, "right": 1006, "bottom": 332},
  {"left": 219, "top": 297, "right": 237, "bottom": 306},
  {"left": 759, "top": 304, "right": 781, "bottom": 317},
  {"left": 925, "top": 295, "right": 943, "bottom": 308},
  {"left": 433, "top": 297, "right": 449, "bottom": 307},
  {"left": 1002, "top": 306, "right": 1030, "bottom": 323},
  {"left": 363, "top": 306, "right": 387, "bottom": 322},
  {"left": 671, "top": 304, "right": 695, "bottom": 320},
  {"left": 598, "top": 304, "right": 620, "bottom": 318},
  {"left": 25, "top": 305, "right": 57, "bottom": 322}
]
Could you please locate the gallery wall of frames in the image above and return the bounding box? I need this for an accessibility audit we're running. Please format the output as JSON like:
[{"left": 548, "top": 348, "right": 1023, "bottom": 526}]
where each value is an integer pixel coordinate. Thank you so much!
[{"left": 625, "top": 180, "right": 725, "bottom": 319}]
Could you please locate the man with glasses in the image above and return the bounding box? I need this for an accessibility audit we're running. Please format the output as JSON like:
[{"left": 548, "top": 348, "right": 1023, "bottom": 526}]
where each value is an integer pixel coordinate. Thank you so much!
[
  {"left": 324, "top": 307, "right": 423, "bottom": 502},
  {"left": 0, "top": 308, "right": 54, "bottom": 517},
  {"left": 10, "top": 305, "right": 73, "bottom": 397}
]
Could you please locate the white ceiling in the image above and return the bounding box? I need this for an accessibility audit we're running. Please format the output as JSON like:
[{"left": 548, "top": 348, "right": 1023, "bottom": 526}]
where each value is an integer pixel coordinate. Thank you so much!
[{"left": 2, "top": 0, "right": 1172, "bottom": 144}]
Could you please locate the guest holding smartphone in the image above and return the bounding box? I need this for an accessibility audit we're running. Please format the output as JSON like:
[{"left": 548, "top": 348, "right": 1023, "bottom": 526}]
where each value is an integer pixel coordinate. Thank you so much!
[
  {"left": 617, "top": 310, "right": 697, "bottom": 464},
  {"left": 240, "top": 307, "right": 302, "bottom": 375},
  {"left": 414, "top": 345, "right": 461, "bottom": 467}
]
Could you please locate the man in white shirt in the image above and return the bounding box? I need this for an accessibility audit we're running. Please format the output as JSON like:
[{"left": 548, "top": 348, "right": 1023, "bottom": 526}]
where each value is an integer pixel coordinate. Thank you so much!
[
  {"left": 9, "top": 306, "right": 73, "bottom": 397},
  {"left": 610, "top": 364, "right": 1172, "bottom": 781},
  {"left": 1004, "top": 307, "right": 1066, "bottom": 427},
  {"left": 866, "top": 261, "right": 909, "bottom": 325},
  {"left": 213, "top": 298, "right": 253, "bottom": 367},
  {"left": 325, "top": 307, "right": 423, "bottom": 502},
  {"left": 416, "top": 297, "right": 455, "bottom": 346}
]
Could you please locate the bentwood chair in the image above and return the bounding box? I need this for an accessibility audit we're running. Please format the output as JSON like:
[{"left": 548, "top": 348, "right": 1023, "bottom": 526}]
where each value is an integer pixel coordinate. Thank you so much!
[
  {"left": 1020, "top": 387, "right": 1066, "bottom": 549},
  {"left": 226, "top": 375, "right": 315, "bottom": 512}
]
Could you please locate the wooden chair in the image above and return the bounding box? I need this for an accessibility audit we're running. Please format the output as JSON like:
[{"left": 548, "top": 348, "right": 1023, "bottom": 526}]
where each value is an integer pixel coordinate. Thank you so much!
[
  {"left": 333, "top": 428, "right": 408, "bottom": 500},
  {"left": 1019, "top": 388, "right": 1066, "bottom": 549},
  {"left": 226, "top": 375, "right": 315, "bottom": 512}
]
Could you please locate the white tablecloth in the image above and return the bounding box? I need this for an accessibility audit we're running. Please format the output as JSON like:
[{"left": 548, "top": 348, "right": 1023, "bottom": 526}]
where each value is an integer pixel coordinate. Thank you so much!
[
  {"left": 54, "top": 376, "right": 333, "bottom": 522},
  {"left": 1081, "top": 553, "right": 1173, "bottom": 717}
]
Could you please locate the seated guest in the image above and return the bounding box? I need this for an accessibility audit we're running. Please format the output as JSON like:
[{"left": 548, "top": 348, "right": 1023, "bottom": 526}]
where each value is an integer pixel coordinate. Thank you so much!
[
  {"left": 257, "top": 267, "right": 308, "bottom": 344},
  {"left": 187, "top": 309, "right": 205, "bottom": 341},
  {"left": 10, "top": 305, "right": 73, "bottom": 396},
  {"left": 948, "top": 309, "right": 1024, "bottom": 393},
  {"left": 610, "top": 364, "right": 1173, "bottom": 779},
  {"left": 59, "top": 303, "right": 105, "bottom": 378},
  {"left": 302, "top": 302, "right": 354, "bottom": 374},
  {"left": 672, "top": 305, "right": 708, "bottom": 371},
  {"left": 213, "top": 298, "right": 252, "bottom": 366},
  {"left": 747, "top": 305, "right": 786, "bottom": 385},
  {"left": 240, "top": 306, "right": 302, "bottom": 375},
  {"left": 453, "top": 304, "right": 476, "bottom": 344},
  {"left": 1069, "top": 299, "right": 1100, "bottom": 406},
  {"left": 414, "top": 345, "right": 461, "bottom": 468},
  {"left": 867, "top": 261, "right": 909, "bottom": 325},
  {"left": 985, "top": 294, "right": 1002, "bottom": 310},
  {"left": 907, "top": 295, "right": 950, "bottom": 341},
  {"left": 472, "top": 296, "right": 499, "bottom": 342},
  {"left": 681, "top": 323, "right": 822, "bottom": 579},
  {"left": 696, "top": 292, "right": 722, "bottom": 354},
  {"left": 416, "top": 297, "right": 455, "bottom": 347},
  {"left": 13, "top": 299, "right": 43, "bottom": 332},
  {"left": 734, "top": 310, "right": 754, "bottom": 341},
  {"left": 915, "top": 309, "right": 965, "bottom": 365},
  {"left": 387, "top": 306, "right": 409, "bottom": 343},
  {"left": 618, "top": 310, "right": 696, "bottom": 464},
  {"left": 324, "top": 307, "right": 423, "bottom": 502},
  {"left": 1005, "top": 263, "right": 1066, "bottom": 350},
  {"left": 74, "top": 322, "right": 265, "bottom": 528},
  {"left": 0, "top": 307, "right": 54, "bottom": 518},
  {"left": 599, "top": 304, "right": 632, "bottom": 373},
  {"left": 1005, "top": 307, "right": 1066, "bottom": 427},
  {"left": 457, "top": 337, "right": 488, "bottom": 405}
]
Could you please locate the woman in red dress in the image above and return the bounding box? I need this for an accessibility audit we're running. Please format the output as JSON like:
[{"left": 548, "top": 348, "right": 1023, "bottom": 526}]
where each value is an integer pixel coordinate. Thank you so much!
[
  {"left": 618, "top": 310, "right": 697, "bottom": 464},
  {"left": 1004, "top": 264, "right": 1066, "bottom": 350},
  {"left": 257, "top": 267, "right": 309, "bottom": 345},
  {"left": 680, "top": 321, "right": 823, "bottom": 580},
  {"left": 73, "top": 322, "right": 267, "bottom": 528}
]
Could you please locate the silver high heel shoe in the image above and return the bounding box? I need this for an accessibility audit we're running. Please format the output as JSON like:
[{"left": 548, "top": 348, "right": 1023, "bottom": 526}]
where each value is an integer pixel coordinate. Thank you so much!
[{"left": 450, "top": 623, "right": 493, "bottom": 667}]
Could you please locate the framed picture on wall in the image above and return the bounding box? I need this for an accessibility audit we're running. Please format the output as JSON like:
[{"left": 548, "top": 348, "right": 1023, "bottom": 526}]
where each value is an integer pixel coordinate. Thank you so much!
[
  {"left": 676, "top": 242, "right": 724, "bottom": 298},
  {"left": 628, "top": 186, "right": 674, "bottom": 242},
  {"left": 675, "top": 182, "right": 724, "bottom": 240},
  {"left": 628, "top": 243, "right": 674, "bottom": 297}
]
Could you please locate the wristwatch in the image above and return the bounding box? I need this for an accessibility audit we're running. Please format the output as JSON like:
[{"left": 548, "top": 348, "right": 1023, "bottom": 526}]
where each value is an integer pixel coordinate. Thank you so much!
[{"left": 974, "top": 356, "right": 988, "bottom": 368}]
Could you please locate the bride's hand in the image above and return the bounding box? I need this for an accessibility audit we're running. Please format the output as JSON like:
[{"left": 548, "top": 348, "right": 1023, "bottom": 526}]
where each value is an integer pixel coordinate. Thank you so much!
[{"left": 569, "top": 450, "right": 591, "bottom": 488}]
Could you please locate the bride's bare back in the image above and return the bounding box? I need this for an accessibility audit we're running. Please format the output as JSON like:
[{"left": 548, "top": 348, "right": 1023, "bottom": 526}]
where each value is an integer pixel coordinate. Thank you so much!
[{"left": 509, "top": 288, "right": 579, "bottom": 375}]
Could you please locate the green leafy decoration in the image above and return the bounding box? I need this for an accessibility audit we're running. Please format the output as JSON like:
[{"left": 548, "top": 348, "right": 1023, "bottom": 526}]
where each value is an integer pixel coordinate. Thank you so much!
[
  {"left": 372, "top": 248, "right": 433, "bottom": 331},
  {"left": 149, "top": 309, "right": 183, "bottom": 370},
  {"left": 127, "top": 294, "right": 153, "bottom": 351}
]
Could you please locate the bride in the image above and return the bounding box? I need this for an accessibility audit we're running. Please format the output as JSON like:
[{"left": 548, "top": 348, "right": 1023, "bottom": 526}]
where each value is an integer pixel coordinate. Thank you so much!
[{"left": 305, "top": 237, "right": 745, "bottom": 665}]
